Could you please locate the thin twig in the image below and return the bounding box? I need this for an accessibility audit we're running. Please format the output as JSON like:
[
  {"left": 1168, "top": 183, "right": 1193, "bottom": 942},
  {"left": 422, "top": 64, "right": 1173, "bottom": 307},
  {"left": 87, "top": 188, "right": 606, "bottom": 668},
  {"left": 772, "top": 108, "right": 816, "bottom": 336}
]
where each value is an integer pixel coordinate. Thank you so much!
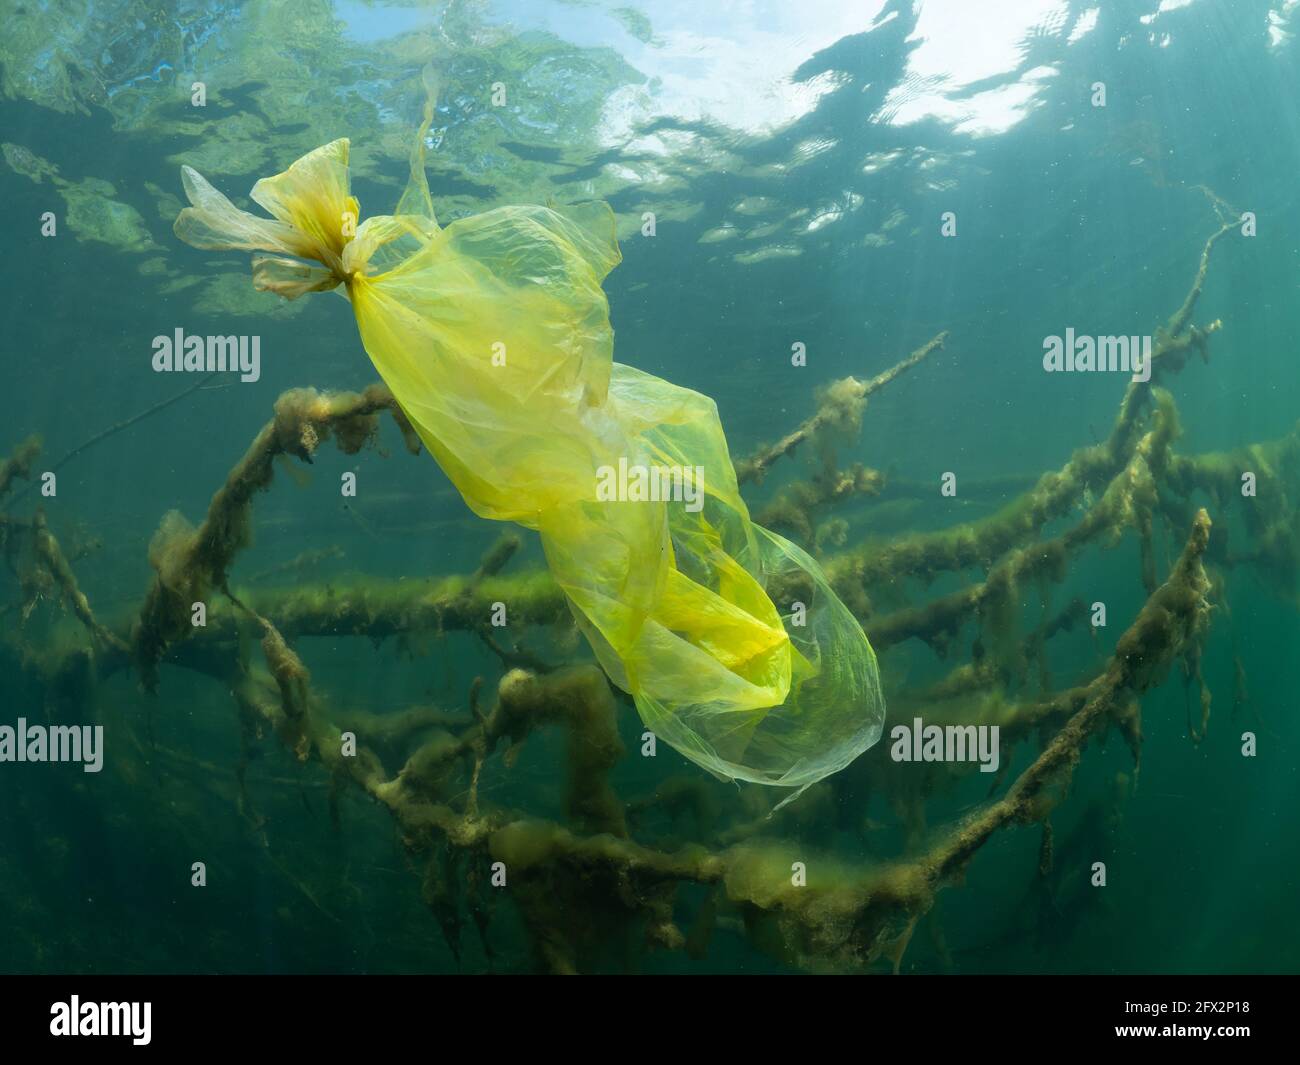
[{"left": 10, "top": 372, "right": 218, "bottom": 506}]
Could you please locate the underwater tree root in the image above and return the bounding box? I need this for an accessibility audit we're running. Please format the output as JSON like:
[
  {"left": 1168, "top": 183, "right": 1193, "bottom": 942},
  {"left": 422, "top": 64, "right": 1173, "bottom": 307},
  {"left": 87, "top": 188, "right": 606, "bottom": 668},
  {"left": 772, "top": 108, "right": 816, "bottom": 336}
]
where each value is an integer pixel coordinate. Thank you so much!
[
  {"left": 4, "top": 213, "right": 1293, "bottom": 972},
  {"left": 198, "top": 509, "right": 1212, "bottom": 972},
  {"left": 735, "top": 331, "right": 947, "bottom": 485},
  {"left": 0, "top": 435, "right": 42, "bottom": 500},
  {"left": 130, "top": 383, "right": 420, "bottom": 689},
  {"left": 692, "top": 509, "right": 1213, "bottom": 971},
  {"left": 863, "top": 391, "right": 1181, "bottom": 654},
  {"left": 820, "top": 223, "right": 1231, "bottom": 606}
]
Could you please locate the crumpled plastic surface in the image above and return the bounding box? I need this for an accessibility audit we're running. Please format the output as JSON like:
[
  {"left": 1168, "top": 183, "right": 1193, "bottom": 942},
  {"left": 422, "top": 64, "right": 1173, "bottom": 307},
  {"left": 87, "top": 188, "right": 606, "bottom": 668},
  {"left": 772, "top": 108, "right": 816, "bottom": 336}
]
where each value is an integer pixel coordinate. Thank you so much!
[{"left": 174, "top": 129, "right": 885, "bottom": 788}]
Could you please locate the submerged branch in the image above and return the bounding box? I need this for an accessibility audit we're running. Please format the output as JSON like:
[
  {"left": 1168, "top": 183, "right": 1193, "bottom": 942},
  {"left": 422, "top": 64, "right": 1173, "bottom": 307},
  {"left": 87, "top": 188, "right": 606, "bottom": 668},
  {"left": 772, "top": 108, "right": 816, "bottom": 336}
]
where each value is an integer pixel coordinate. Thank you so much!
[{"left": 735, "top": 332, "right": 947, "bottom": 485}]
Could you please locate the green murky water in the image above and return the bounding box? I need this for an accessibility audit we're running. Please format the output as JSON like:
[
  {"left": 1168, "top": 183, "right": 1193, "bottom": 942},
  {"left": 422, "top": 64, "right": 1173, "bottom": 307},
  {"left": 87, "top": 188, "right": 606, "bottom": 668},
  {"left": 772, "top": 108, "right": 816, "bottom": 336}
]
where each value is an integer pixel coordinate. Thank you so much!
[{"left": 1, "top": 0, "right": 1297, "bottom": 974}]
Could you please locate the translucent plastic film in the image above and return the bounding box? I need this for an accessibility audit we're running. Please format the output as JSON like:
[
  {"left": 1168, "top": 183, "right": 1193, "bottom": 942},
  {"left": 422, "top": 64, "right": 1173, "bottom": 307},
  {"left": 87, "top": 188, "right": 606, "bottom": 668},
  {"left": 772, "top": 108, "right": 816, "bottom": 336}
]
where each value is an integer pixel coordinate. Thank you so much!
[{"left": 174, "top": 136, "right": 885, "bottom": 787}]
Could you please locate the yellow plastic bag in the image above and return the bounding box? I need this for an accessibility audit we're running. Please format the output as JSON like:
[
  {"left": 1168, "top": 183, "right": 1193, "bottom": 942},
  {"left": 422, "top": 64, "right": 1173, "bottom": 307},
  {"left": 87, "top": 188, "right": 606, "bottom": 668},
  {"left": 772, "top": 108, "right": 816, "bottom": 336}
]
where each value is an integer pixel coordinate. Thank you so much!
[{"left": 174, "top": 123, "right": 885, "bottom": 788}]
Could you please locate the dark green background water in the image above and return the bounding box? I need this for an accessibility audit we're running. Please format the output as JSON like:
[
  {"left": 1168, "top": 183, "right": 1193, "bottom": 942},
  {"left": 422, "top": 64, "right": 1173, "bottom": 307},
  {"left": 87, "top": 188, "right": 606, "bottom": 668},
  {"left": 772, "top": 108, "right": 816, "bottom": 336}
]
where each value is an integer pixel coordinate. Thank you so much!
[{"left": 1, "top": 0, "right": 1296, "bottom": 973}]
